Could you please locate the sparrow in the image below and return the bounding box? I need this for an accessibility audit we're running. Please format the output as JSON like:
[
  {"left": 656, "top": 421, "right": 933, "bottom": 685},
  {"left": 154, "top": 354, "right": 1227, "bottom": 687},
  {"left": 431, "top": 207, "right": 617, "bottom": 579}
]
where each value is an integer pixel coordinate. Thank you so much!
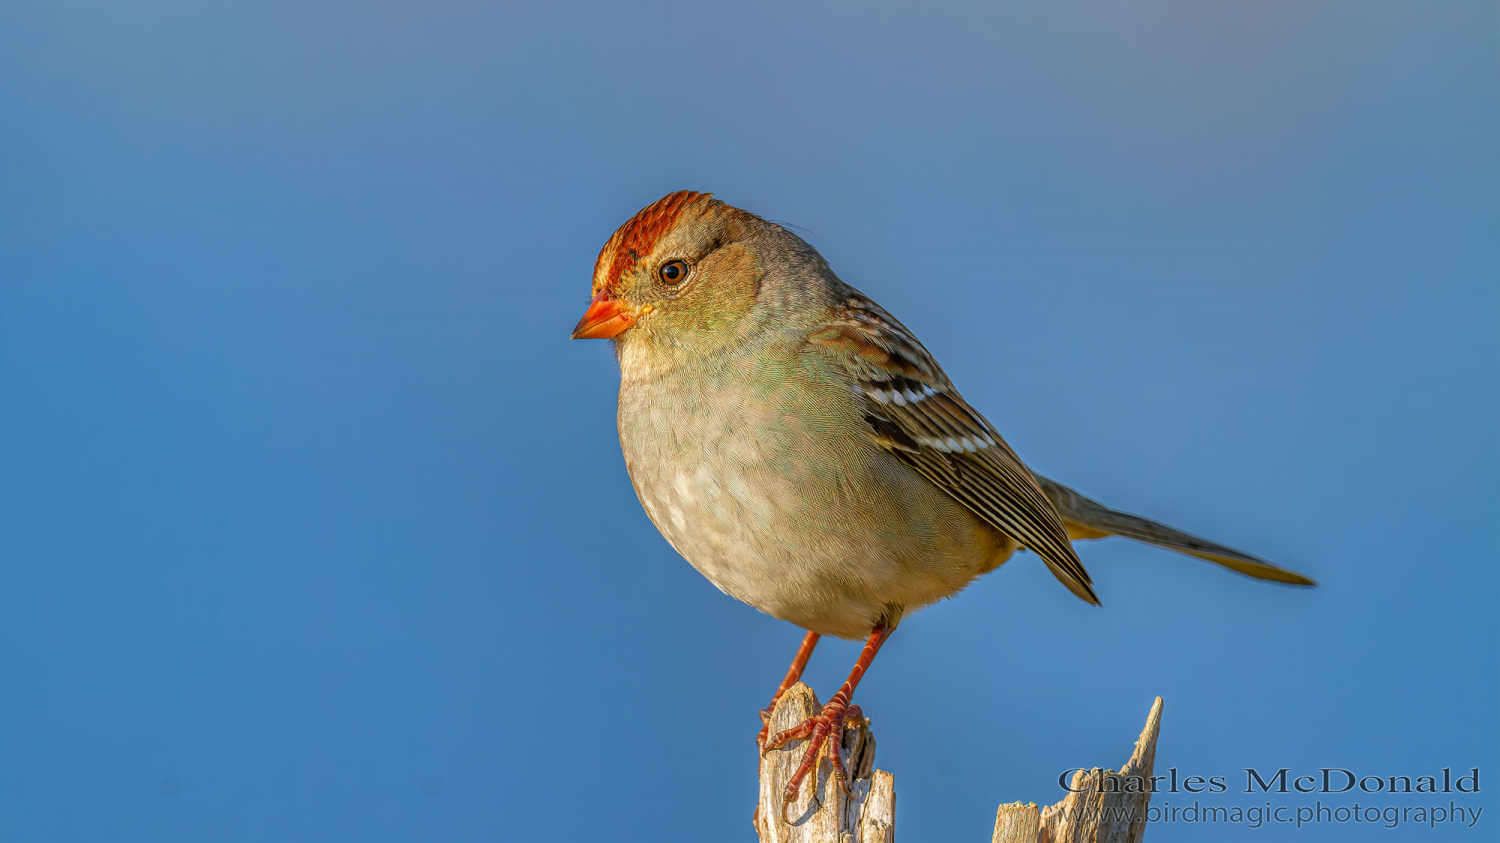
[{"left": 571, "top": 191, "right": 1314, "bottom": 819}]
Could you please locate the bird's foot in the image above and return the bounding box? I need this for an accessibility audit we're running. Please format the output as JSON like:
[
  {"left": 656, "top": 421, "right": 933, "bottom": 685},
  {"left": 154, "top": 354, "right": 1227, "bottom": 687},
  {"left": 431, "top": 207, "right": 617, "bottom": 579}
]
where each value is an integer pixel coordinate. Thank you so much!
[
  {"left": 754, "top": 690, "right": 807, "bottom": 748},
  {"left": 756, "top": 706, "right": 774, "bottom": 748},
  {"left": 762, "top": 699, "right": 866, "bottom": 822}
]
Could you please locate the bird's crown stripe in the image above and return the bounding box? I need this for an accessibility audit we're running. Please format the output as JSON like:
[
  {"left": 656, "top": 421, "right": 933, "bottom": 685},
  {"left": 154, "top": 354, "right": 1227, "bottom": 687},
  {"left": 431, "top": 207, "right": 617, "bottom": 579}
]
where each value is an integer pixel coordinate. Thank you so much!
[{"left": 593, "top": 191, "right": 716, "bottom": 292}]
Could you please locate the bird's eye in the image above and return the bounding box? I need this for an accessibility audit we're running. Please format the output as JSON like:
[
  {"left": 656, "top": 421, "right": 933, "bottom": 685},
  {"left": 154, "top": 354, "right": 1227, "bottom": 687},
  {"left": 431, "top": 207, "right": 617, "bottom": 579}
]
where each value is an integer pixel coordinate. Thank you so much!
[{"left": 658, "top": 259, "right": 690, "bottom": 284}]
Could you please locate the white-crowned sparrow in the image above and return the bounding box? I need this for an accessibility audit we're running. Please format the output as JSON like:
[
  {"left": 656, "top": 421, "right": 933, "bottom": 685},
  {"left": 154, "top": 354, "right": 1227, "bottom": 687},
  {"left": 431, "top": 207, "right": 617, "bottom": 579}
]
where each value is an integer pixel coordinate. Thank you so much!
[{"left": 572, "top": 191, "right": 1314, "bottom": 817}]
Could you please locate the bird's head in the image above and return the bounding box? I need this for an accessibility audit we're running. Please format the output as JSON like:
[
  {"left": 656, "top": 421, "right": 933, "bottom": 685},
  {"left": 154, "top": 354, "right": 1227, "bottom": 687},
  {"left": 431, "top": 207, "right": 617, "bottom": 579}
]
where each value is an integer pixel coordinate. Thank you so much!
[{"left": 571, "top": 191, "right": 828, "bottom": 355}]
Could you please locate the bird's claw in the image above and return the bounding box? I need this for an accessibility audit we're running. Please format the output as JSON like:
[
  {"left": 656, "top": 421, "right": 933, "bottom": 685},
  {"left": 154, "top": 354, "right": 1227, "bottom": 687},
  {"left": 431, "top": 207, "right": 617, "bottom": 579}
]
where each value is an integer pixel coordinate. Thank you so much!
[
  {"left": 763, "top": 701, "right": 866, "bottom": 822},
  {"left": 756, "top": 706, "right": 775, "bottom": 750}
]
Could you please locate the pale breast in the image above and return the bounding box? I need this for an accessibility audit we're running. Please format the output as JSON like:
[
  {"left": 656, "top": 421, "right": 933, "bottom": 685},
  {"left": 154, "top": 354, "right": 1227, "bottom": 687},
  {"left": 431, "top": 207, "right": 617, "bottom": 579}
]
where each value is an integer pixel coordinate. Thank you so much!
[{"left": 615, "top": 351, "right": 1013, "bottom": 639}]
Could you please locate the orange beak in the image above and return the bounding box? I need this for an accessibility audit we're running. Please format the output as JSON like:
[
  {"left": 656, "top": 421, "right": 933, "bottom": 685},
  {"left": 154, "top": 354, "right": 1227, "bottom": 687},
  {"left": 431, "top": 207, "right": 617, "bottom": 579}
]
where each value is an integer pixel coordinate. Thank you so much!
[{"left": 571, "top": 290, "right": 639, "bottom": 339}]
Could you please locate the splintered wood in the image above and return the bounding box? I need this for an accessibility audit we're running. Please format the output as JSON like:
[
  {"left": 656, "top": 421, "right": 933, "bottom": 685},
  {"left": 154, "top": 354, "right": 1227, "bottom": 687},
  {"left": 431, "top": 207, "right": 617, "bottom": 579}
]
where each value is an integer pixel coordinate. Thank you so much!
[
  {"left": 996, "top": 697, "right": 1163, "bottom": 843},
  {"left": 754, "top": 685, "right": 1163, "bottom": 843}
]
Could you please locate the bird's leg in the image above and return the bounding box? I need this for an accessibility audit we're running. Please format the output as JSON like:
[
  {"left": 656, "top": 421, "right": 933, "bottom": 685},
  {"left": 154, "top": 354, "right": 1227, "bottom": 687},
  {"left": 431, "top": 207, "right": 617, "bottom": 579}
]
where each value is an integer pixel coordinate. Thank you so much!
[
  {"left": 763, "top": 623, "right": 892, "bottom": 821},
  {"left": 757, "top": 630, "right": 821, "bottom": 747}
]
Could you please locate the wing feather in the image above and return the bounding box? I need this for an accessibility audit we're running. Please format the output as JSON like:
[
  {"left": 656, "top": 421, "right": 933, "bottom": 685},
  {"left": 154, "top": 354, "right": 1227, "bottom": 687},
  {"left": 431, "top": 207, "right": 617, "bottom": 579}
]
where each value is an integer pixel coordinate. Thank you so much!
[{"left": 809, "top": 293, "right": 1100, "bottom": 605}]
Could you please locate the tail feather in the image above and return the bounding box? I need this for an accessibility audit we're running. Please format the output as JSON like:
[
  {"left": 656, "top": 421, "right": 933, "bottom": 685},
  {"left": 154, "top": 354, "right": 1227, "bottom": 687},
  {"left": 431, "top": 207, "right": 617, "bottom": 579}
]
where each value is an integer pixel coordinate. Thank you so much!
[{"left": 1035, "top": 475, "right": 1317, "bottom": 587}]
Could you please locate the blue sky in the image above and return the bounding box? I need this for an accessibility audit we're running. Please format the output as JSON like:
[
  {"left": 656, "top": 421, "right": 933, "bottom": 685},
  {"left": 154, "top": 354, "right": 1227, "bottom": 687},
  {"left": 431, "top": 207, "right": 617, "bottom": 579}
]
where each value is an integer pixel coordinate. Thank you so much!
[{"left": 1, "top": 2, "right": 1495, "bottom": 841}]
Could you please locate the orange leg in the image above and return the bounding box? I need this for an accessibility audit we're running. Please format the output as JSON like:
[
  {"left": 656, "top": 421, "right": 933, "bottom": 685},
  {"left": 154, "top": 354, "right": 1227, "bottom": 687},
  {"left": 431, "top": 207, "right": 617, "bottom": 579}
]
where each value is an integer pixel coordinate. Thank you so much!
[
  {"left": 757, "top": 630, "right": 821, "bottom": 746},
  {"left": 763, "top": 623, "right": 892, "bottom": 822}
]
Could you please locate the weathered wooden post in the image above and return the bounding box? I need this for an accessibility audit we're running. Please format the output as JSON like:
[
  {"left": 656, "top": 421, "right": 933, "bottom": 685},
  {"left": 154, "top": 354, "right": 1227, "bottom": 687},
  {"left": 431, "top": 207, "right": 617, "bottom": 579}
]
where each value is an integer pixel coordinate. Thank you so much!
[{"left": 755, "top": 685, "right": 1163, "bottom": 843}]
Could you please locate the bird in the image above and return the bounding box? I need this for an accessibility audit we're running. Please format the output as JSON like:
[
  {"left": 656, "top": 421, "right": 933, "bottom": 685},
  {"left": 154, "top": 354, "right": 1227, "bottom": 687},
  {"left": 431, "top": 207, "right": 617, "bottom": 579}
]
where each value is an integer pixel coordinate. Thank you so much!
[{"left": 571, "top": 191, "right": 1315, "bottom": 819}]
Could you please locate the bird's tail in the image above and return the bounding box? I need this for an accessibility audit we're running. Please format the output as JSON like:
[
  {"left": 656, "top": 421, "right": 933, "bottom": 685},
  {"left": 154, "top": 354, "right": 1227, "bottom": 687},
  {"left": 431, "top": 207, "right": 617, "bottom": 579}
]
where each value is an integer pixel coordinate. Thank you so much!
[{"left": 1034, "top": 475, "right": 1317, "bottom": 586}]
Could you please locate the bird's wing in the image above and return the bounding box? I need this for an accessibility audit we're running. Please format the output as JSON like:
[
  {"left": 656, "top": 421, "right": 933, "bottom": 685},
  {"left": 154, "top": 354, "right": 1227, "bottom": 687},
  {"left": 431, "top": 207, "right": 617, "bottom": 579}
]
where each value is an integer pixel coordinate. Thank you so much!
[{"left": 807, "top": 292, "right": 1099, "bottom": 605}]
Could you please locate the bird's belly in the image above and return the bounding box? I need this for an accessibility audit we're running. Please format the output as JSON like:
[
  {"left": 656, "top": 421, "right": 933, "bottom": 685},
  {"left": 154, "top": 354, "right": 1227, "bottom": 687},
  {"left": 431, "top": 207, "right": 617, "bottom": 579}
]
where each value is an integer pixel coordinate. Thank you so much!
[
  {"left": 629, "top": 442, "right": 899, "bottom": 638},
  {"left": 618, "top": 376, "right": 1010, "bottom": 638}
]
